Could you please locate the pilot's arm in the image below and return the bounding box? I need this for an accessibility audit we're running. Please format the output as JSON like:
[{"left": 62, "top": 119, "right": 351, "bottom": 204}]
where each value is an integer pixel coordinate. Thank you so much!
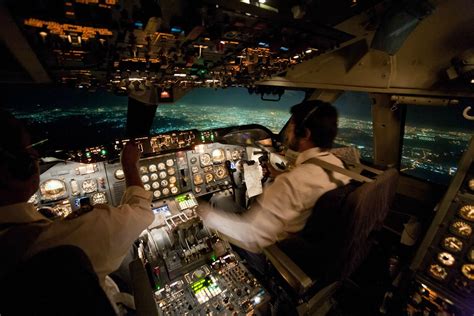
[
  {"left": 198, "top": 165, "right": 327, "bottom": 253},
  {"left": 29, "top": 142, "right": 154, "bottom": 282}
]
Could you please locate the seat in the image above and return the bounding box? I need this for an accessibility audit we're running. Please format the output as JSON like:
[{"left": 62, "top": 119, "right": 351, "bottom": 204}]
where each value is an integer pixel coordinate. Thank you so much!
[
  {"left": 263, "top": 167, "right": 399, "bottom": 315},
  {"left": 0, "top": 245, "right": 116, "bottom": 316}
]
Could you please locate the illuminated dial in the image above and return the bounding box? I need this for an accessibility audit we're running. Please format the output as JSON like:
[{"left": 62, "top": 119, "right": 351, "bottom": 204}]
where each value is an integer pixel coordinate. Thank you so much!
[
  {"left": 193, "top": 174, "right": 203, "bottom": 185},
  {"left": 159, "top": 171, "right": 167, "bottom": 179},
  {"left": 150, "top": 173, "right": 158, "bottom": 181},
  {"left": 215, "top": 165, "right": 227, "bottom": 179},
  {"left": 469, "top": 178, "right": 474, "bottom": 192},
  {"left": 171, "top": 187, "right": 179, "bottom": 194},
  {"left": 231, "top": 150, "right": 241, "bottom": 160},
  {"left": 82, "top": 179, "right": 97, "bottom": 193},
  {"left": 91, "top": 192, "right": 107, "bottom": 205},
  {"left": 450, "top": 221, "right": 472, "bottom": 238},
  {"left": 205, "top": 173, "right": 214, "bottom": 183},
  {"left": 158, "top": 162, "right": 166, "bottom": 170},
  {"left": 153, "top": 190, "right": 161, "bottom": 199},
  {"left": 166, "top": 159, "right": 174, "bottom": 167},
  {"left": 141, "top": 175, "right": 150, "bottom": 183},
  {"left": 148, "top": 164, "right": 157, "bottom": 172},
  {"left": 190, "top": 157, "right": 197, "bottom": 164},
  {"left": 461, "top": 264, "right": 474, "bottom": 280},
  {"left": 161, "top": 179, "right": 169, "bottom": 187},
  {"left": 191, "top": 166, "right": 199, "bottom": 174},
  {"left": 200, "top": 154, "right": 212, "bottom": 166},
  {"left": 152, "top": 181, "right": 160, "bottom": 189},
  {"left": 469, "top": 248, "right": 474, "bottom": 263},
  {"left": 459, "top": 205, "right": 474, "bottom": 222},
  {"left": 437, "top": 252, "right": 455, "bottom": 266},
  {"left": 167, "top": 167, "right": 175, "bottom": 176},
  {"left": 162, "top": 188, "right": 170, "bottom": 195},
  {"left": 169, "top": 176, "right": 177, "bottom": 184},
  {"left": 428, "top": 264, "right": 448, "bottom": 280},
  {"left": 40, "top": 179, "right": 67, "bottom": 200},
  {"left": 139, "top": 166, "right": 148, "bottom": 174},
  {"left": 28, "top": 193, "right": 39, "bottom": 205},
  {"left": 114, "top": 169, "right": 125, "bottom": 180},
  {"left": 144, "top": 184, "right": 151, "bottom": 191},
  {"left": 195, "top": 186, "right": 202, "bottom": 194},
  {"left": 442, "top": 236, "right": 463, "bottom": 253},
  {"left": 211, "top": 149, "right": 225, "bottom": 164}
]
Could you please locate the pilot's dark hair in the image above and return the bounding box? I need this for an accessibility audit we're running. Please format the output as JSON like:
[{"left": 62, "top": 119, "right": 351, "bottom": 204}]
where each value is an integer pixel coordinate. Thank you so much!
[
  {"left": 0, "top": 108, "right": 37, "bottom": 181},
  {"left": 290, "top": 100, "right": 338, "bottom": 149}
]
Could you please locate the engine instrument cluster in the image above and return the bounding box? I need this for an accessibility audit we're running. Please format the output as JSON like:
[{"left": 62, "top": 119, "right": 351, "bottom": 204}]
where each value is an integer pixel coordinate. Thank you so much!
[{"left": 412, "top": 139, "right": 474, "bottom": 313}]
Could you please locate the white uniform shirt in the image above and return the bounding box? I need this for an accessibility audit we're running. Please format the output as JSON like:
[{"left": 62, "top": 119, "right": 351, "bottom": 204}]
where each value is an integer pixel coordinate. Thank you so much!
[
  {"left": 198, "top": 147, "right": 351, "bottom": 253},
  {"left": 0, "top": 186, "right": 154, "bottom": 284}
]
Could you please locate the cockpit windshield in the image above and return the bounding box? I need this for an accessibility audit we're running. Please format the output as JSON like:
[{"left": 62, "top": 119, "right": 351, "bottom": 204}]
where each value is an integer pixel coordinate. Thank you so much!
[{"left": 1, "top": 85, "right": 304, "bottom": 150}]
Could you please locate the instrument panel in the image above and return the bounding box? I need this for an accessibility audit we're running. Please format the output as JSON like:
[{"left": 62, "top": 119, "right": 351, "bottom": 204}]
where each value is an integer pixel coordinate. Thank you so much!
[{"left": 32, "top": 142, "right": 247, "bottom": 218}]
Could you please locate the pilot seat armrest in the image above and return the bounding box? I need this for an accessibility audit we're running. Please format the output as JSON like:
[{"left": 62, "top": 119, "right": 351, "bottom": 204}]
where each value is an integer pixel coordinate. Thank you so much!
[{"left": 263, "top": 244, "right": 314, "bottom": 295}]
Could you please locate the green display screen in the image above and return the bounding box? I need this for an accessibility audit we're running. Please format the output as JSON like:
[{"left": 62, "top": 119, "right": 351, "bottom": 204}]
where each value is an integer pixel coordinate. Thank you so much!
[{"left": 191, "top": 277, "right": 213, "bottom": 294}]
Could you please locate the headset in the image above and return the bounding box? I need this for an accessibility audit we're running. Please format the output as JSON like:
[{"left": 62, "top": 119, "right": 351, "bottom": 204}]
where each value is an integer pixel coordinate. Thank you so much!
[
  {"left": 294, "top": 104, "right": 320, "bottom": 138},
  {"left": 0, "top": 146, "right": 38, "bottom": 181}
]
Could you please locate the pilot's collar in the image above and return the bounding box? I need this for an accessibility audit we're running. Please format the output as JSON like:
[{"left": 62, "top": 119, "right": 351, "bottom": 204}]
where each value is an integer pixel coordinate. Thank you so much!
[
  {"left": 295, "top": 147, "right": 329, "bottom": 165},
  {"left": 0, "top": 202, "right": 47, "bottom": 225}
]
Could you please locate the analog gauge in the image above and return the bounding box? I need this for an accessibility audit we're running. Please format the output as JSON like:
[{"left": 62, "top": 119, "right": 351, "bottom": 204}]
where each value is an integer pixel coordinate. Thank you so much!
[
  {"left": 162, "top": 188, "right": 170, "bottom": 195},
  {"left": 166, "top": 159, "right": 174, "bottom": 167},
  {"left": 437, "top": 252, "right": 455, "bottom": 266},
  {"left": 231, "top": 150, "right": 241, "bottom": 160},
  {"left": 114, "top": 169, "right": 125, "bottom": 180},
  {"left": 139, "top": 166, "right": 148, "bottom": 174},
  {"left": 203, "top": 166, "right": 213, "bottom": 173},
  {"left": 428, "top": 264, "right": 448, "bottom": 281},
  {"left": 449, "top": 221, "right": 472, "bottom": 238},
  {"left": 148, "top": 164, "right": 157, "bottom": 172},
  {"left": 91, "top": 192, "right": 107, "bottom": 205},
  {"left": 152, "top": 181, "right": 160, "bottom": 189},
  {"left": 150, "top": 173, "right": 158, "bottom": 181},
  {"left": 40, "top": 179, "right": 67, "bottom": 200},
  {"left": 144, "top": 184, "right": 151, "bottom": 191},
  {"left": 442, "top": 236, "right": 463, "bottom": 253},
  {"left": 191, "top": 166, "right": 199, "bottom": 174},
  {"left": 469, "top": 248, "right": 474, "bottom": 263},
  {"left": 153, "top": 190, "right": 161, "bottom": 199},
  {"left": 28, "top": 193, "right": 39, "bottom": 205},
  {"left": 141, "top": 175, "right": 150, "bottom": 183},
  {"left": 82, "top": 179, "right": 97, "bottom": 193},
  {"left": 193, "top": 174, "right": 203, "bottom": 185},
  {"left": 190, "top": 157, "right": 197, "bottom": 164},
  {"left": 200, "top": 154, "right": 212, "bottom": 166},
  {"left": 215, "top": 165, "right": 227, "bottom": 179},
  {"left": 459, "top": 205, "right": 474, "bottom": 222},
  {"left": 158, "top": 162, "right": 166, "bottom": 170},
  {"left": 171, "top": 186, "right": 179, "bottom": 194},
  {"left": 161, "top": 179, "right": 169, "bottom": 187},
  {"left": 205, "top": 173, "right": 214, "bottom": 183},
  {"left": 159, "top": 171, "right": 167, "bottom": 179},
  {"left": 167, "top": 167, "right": 175, "bottom": 176},
  {"left": 195, "top": 186, "right": 202, "bottom": 194},
  {"left": 461, "top": 264, "right": 474, "bottom": 280},
  {"left": 169, "top": 176, "right": 177, "bottom": 184},
  {"left": 211, "top": 149, "right": 225, "bottom": 164},
  {"left": 469, "top": 178, "right": 474, "bottom": 192}
]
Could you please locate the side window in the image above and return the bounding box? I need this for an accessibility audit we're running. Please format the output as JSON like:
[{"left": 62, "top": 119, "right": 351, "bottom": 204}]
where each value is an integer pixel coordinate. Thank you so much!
[
  {"left": 333, "top": 91, "right": 374, "bottom": 162},
  {"left": 401, "top": 102, "right": 473, "bottom": 185}
]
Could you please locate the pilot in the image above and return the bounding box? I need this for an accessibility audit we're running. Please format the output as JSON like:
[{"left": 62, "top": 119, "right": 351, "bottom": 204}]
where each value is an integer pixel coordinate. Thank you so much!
[
  {"left": 197, "top": 100, "right": 351, "bottom": 254},
  {"left": 0, "top": 109, "right": 154, "bottom": 309}
]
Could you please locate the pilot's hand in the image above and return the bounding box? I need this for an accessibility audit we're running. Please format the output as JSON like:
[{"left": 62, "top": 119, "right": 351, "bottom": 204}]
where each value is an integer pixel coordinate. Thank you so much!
[
  {"left": 121, "top": 141, "right": 141, "bottom": 170},
  {"left": 262, "top": 160, "right": 284, "bottom": 179}
]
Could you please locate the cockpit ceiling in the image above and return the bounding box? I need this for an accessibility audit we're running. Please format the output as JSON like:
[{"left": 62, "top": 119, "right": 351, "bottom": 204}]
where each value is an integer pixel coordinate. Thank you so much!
[{"left": 1, "top": 0, "right": 383, "bottom": 90}]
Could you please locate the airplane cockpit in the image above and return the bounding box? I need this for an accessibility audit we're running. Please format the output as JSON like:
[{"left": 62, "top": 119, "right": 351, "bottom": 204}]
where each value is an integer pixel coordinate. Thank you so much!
[{"left": 1, "top": 0, "right": 474, "bottom": 315}]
